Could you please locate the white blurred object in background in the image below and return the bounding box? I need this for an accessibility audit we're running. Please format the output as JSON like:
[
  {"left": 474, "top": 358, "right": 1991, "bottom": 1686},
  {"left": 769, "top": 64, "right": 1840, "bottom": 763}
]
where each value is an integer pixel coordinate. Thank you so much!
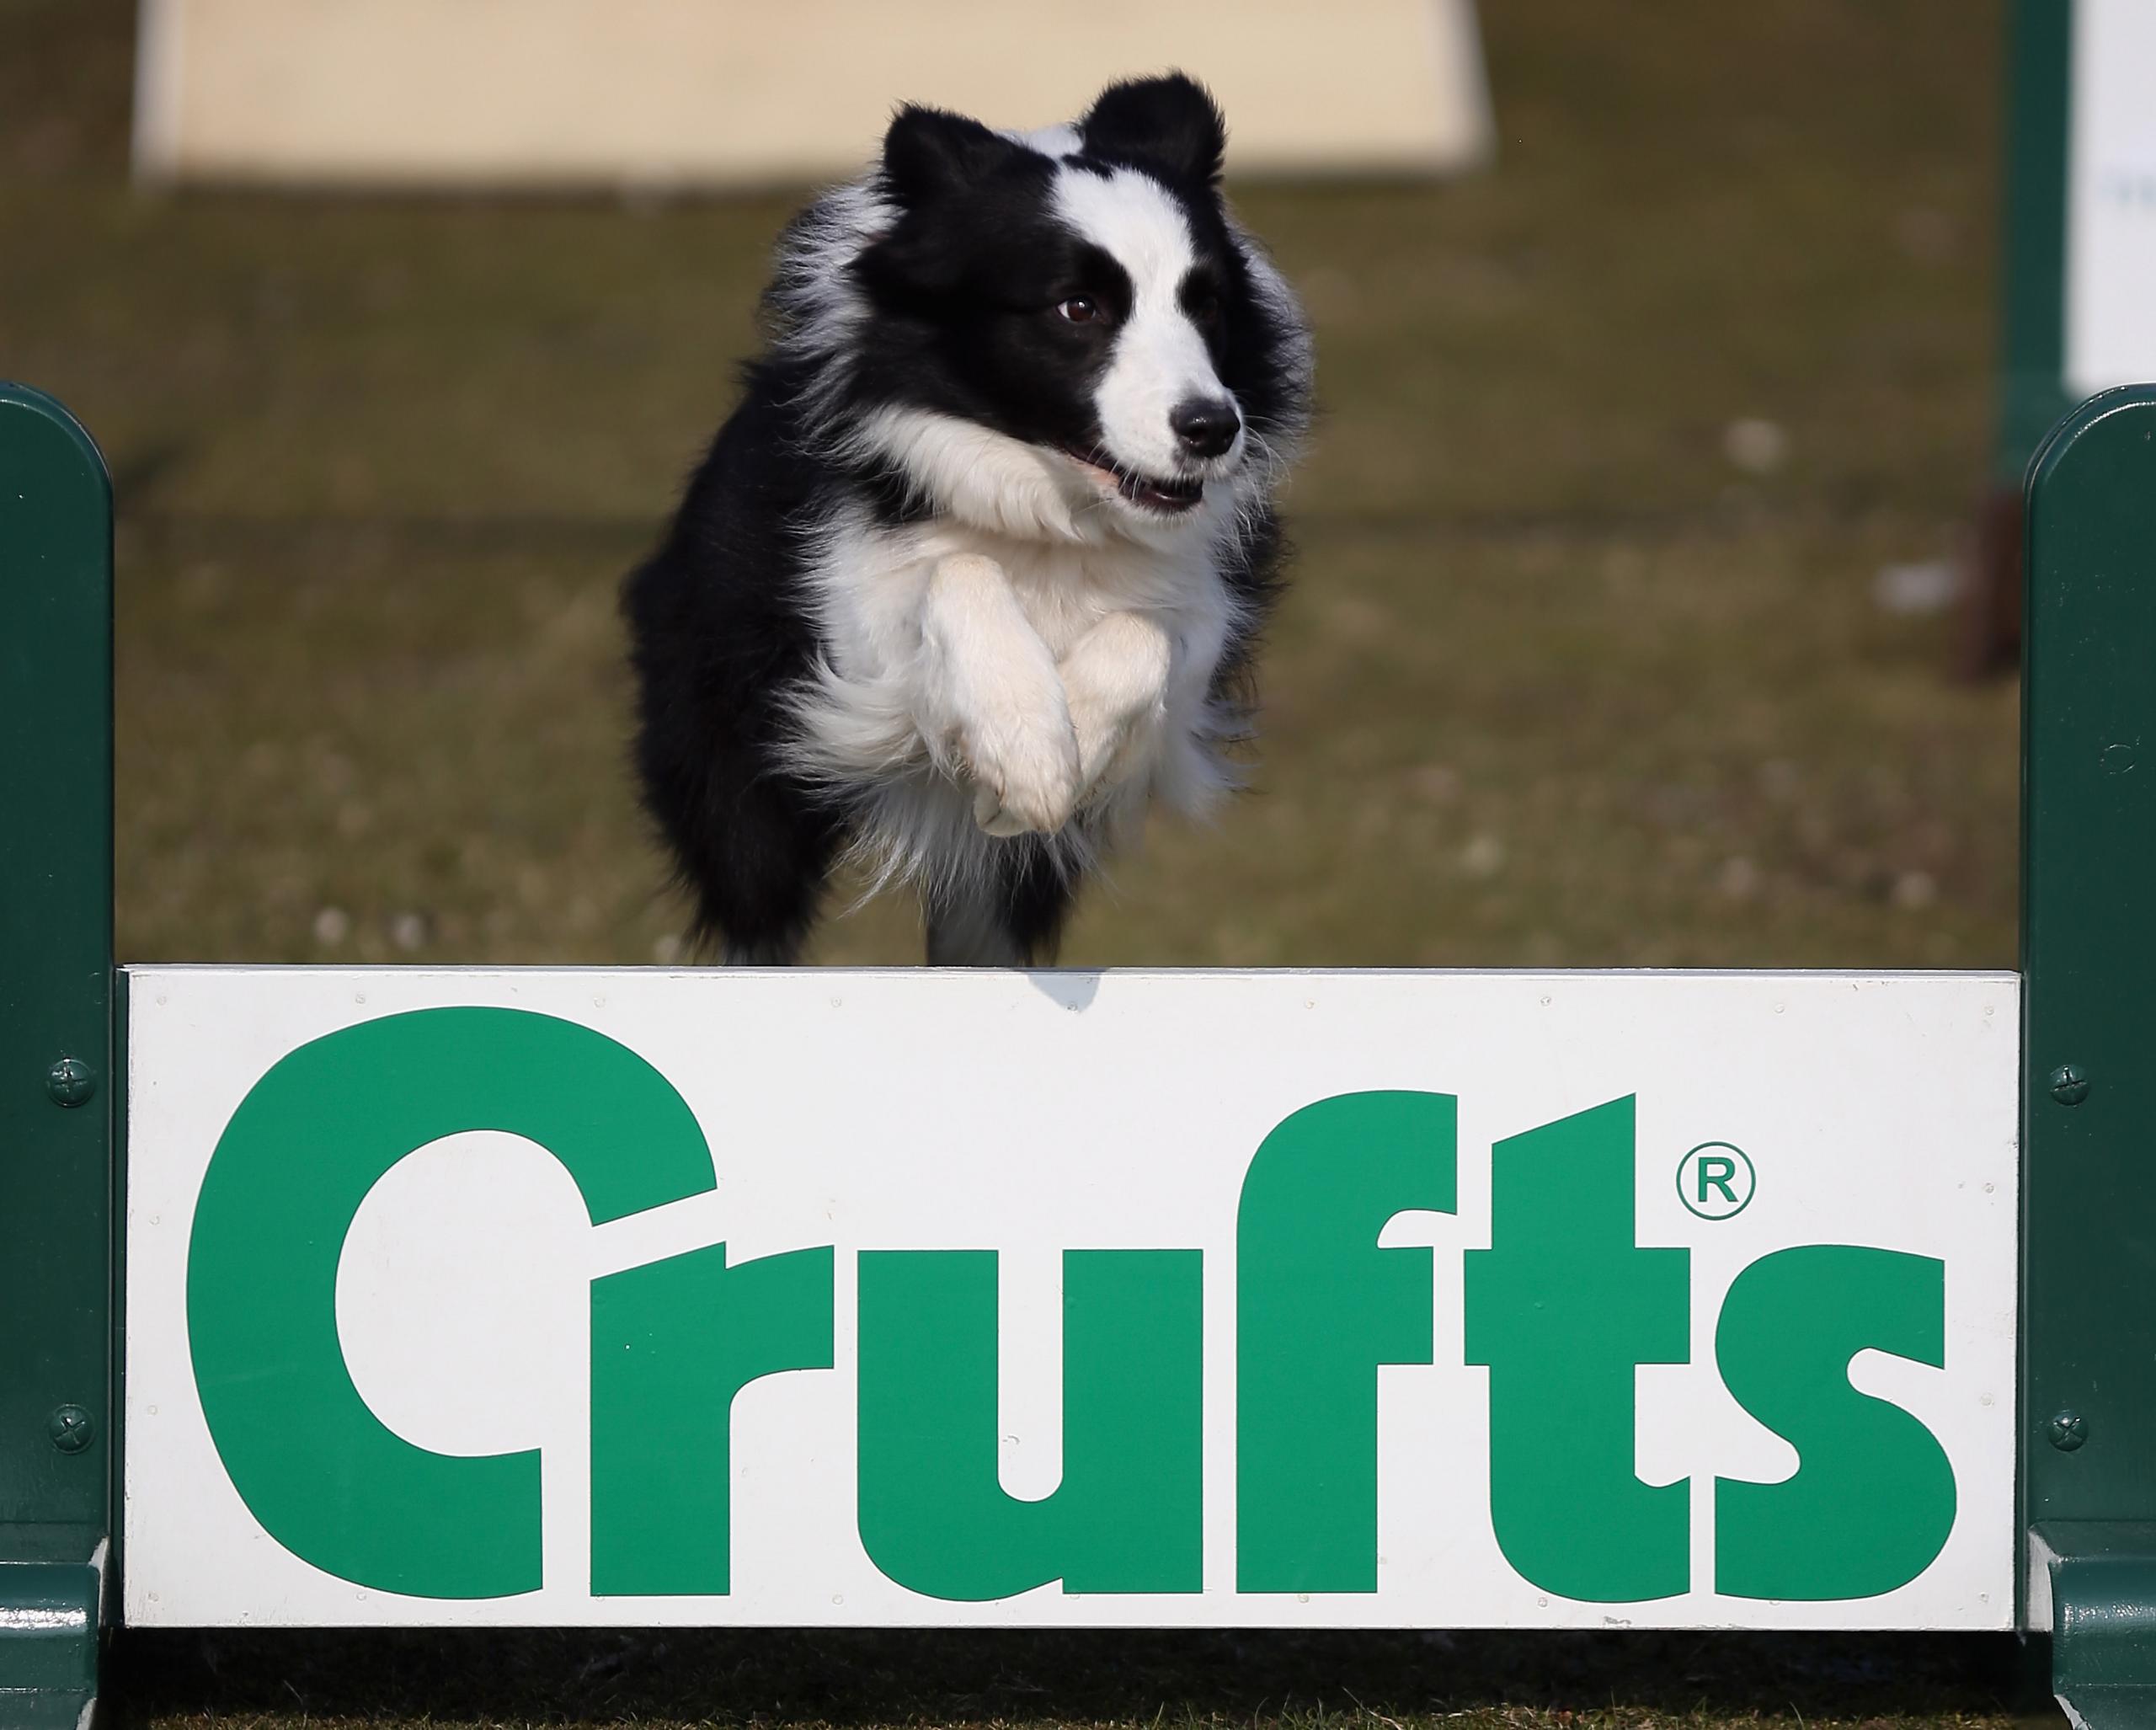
[
  {"left": 133, "top": 0, "right": 1492, "bottom": 190},
  {"left": 2067, "top": 0, "right": 2156, "bottom": 398}
]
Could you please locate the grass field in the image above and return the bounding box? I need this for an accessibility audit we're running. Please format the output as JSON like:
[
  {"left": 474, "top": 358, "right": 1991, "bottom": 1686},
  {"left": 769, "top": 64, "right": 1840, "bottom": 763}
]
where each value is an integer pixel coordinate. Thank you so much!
[
  {"left": 5, "top": 0, "right": 2017, "bottom": 973},
  {"left": 5, "top": 0, "right": 2037, "bottom": 1722}
]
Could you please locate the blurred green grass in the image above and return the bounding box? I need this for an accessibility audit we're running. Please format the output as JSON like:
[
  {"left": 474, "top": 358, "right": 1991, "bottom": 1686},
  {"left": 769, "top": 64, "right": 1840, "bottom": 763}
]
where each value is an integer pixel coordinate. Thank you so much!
[
  {"left": 3, "top": 0, "right": 2015, "bottom": 972},
  {"left": 6, "top": 1, "right": 2032, "bottom": 1723}
]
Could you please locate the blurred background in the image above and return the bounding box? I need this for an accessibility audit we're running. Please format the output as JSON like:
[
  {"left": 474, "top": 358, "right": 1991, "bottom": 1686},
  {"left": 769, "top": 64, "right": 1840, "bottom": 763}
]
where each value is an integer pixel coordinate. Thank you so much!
[{"left": 0, "top": 0, "right": 2049, "bottom": 972}]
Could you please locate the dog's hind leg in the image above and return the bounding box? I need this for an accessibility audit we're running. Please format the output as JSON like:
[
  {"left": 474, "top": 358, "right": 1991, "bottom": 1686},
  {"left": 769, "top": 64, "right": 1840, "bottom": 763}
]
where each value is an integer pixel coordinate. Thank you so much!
[
  {"left": 924, "top": 843, "right": 1078, "bottom": 967},
  {"left": 678, "top": 774, "right": 842, "bottom": 967},
  {"left": 720, "top": 934, "right": 808, "bottom": 967},
  {"left": 925, "top": 878, "right": 1026, "bottom": 967}
]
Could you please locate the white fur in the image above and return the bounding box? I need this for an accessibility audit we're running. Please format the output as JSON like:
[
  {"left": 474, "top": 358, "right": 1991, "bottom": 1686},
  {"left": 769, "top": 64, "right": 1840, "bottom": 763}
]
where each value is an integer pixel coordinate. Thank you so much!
[
  {"left": 782, "top": 498, "right": 1244, "bottom": 896},
  {"left": 1052, "top": 166, "right": 1243, "bottom": 485},
  {"left": 766, "top": 175, "right": 898, "bottom": 430},
  {"left": 916, "top": 553, "right": 1081, "bottom": 837},
  {"left": 848, "top": 406, "right": 1098, "bottom": 543},
  {"left": 1061, "top": 610, "right": 1176, "bottom": 794}
]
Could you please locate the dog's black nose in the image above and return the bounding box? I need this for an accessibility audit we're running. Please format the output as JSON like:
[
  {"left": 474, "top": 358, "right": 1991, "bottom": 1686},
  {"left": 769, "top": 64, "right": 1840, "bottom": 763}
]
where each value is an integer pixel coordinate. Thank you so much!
[{"left": 1170, "top": 397, "right": 1241, "bottom": 460}]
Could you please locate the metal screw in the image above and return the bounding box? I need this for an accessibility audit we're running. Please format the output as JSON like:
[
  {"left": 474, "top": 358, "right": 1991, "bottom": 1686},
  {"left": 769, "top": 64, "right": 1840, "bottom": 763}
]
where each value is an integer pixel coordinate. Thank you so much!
[
  {"left": 46, "top": 1406, "right": 93, "bottom": 1455},
  {"left": 2050, "top": 1063, "right": 2091, "bottom": 1107},
  {"left": 2049, "top": 1409, "right": 2089, "bottom": 1452},
  {"left": 45, "top": 1057, "right": 95, "bottom": 1108}
]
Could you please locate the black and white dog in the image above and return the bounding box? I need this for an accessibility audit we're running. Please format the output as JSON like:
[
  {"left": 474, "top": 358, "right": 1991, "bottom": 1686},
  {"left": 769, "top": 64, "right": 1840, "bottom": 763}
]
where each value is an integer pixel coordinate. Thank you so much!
[{"left": 623, "top": 73, "right": 1312, "bottom": 965}]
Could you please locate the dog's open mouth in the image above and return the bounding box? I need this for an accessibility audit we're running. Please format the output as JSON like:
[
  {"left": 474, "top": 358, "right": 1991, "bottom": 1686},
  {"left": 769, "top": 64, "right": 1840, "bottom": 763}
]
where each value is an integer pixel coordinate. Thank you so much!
[{"left": 1062, "top": 446, "right": 1205, "bottom": 515}]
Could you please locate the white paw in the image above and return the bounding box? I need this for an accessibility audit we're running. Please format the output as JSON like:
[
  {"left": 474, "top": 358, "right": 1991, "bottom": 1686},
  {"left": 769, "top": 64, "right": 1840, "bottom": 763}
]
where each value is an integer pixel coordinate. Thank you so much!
[
  {"left": 1073, "top": 686, "right": 1155, "bottom": 798},
  {"left": 1068, "top": 691, "right": 1166, "bottom": 809},
  {"left": 1066, "top": 691, "right": 1122, "bottom": 797},
  {"left": 962, "top": 710, "right": 1081, "bottom": 836},
  {"left": 1057, "top": 612, "right": 1174, "bottom": 806}
]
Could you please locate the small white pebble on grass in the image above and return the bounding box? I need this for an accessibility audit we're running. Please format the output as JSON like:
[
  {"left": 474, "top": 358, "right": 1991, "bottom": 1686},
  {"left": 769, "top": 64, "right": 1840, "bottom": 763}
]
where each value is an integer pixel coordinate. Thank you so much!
[
  {"left": 1718, "top": 856, "right": 1761, "bottom": 900},
  {"left": 1874, "top": 559, "right": 1963, "bottom": 616},
  {"left": 1459, "top": 833, "right": 1507, "bottom": 878},
  {"left": 389, "top": 911, "right": 429, "bottom": 952},
  {"left": 1722, "top": 417, "right": 1790, "bottom": 475},
  {"left": 312, "top": 906, "right": 351, "bottom": 946},
  {"left": 1893, "top": 870, "right": 1939, "bottom": 910},
  {"left": 652, "top": 932, "right": 684, "bottom": 965}
]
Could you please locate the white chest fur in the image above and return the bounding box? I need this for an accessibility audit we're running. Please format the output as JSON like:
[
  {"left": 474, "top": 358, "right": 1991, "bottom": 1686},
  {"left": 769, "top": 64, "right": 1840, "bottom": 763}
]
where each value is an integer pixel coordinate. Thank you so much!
[{"left": 783, "top": 503, "right": 1246, "bottom": 891}]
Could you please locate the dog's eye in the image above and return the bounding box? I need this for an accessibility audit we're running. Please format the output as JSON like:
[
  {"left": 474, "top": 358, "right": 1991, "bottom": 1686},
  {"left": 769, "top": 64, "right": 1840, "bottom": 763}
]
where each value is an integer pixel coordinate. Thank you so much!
[
  {"left": 1057, "top": 296, "right": 1109, "bottom": 326},
  {"left": 1189, "top": 291, "right": 1222, "bottom": 327}
]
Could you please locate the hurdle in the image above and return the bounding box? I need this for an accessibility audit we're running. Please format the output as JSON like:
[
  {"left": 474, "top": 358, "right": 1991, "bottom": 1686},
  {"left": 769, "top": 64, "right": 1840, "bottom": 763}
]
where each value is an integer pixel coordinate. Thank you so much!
[{"left": 3, "top": 378, "right": 2155, "bottom": 1727}]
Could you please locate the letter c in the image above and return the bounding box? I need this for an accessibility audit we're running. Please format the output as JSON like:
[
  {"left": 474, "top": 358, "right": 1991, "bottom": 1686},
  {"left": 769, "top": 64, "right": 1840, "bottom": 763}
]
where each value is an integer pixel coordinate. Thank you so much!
[{"left": 186, "top": 1007, "right": 718, "bottom": 1598}]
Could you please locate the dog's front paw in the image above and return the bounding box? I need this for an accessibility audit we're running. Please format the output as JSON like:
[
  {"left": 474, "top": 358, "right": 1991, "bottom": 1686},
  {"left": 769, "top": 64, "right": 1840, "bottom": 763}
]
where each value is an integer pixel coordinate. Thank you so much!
[
  {"left": 1060, "top": 612, "right": 1174, "bottom": 804},
  {"left": 963, "top": 712, "right": 1081, "bottom": 836},
  {"left": 1067, "top": 686, "right": 1162, "bottom": 803}
]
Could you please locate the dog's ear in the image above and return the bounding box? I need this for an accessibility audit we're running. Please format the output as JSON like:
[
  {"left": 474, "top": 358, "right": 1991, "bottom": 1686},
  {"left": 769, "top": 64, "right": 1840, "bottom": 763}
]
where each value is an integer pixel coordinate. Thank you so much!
[
  {"left": 879, "top": 104, "right": 1015, "bottom": 207},
  {"left": 1081, "top": 73, "right": 1226, "bottom": 187}
]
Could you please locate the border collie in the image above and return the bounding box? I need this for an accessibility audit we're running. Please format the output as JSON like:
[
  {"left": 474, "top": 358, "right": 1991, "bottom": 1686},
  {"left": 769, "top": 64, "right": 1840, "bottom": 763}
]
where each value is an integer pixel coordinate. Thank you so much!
[{"left": 623, "top": 73, "right": 1312, "bottom": 965}]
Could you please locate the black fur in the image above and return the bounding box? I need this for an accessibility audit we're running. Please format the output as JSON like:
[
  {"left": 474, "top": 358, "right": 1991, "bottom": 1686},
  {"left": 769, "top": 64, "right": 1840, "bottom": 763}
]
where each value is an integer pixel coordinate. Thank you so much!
[{"left": 622, "top": 363, "right": 846, "bottom": 961}]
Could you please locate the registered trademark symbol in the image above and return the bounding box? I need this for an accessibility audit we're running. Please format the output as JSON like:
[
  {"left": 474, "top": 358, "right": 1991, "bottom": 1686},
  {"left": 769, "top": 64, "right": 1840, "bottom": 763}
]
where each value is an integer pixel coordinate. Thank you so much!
[{"left": 1677, "top": 1142, "right": 1755, "bottom": 1220}]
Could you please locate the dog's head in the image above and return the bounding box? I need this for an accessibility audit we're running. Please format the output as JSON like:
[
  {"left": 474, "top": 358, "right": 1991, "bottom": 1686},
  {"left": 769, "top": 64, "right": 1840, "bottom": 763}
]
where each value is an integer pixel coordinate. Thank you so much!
[{"left": 795, "top": 74, "right": 1310, "bottom": 544}]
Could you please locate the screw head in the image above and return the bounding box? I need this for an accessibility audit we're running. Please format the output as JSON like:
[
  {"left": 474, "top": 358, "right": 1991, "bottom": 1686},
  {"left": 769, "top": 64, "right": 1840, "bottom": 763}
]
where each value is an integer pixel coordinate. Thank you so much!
[
  {"left": 46, "top": 1406, "right": 94, "bottom": 1455},
  {"left": 2049, "top": 1409, "right": 2089, "bottom": 1452},
  {"left": 2050, "top": 1064, "right": 2091, "bottom": 1108},
  {"left": 44, "top": 1056, "right": 95, "bottom": 1108}
]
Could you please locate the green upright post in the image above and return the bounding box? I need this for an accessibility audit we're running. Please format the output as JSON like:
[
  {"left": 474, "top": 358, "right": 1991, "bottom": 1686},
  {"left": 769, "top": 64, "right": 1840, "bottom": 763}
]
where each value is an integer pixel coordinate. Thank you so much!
[
  {"left": 1996, "top": 0, "right": 2074, "bottom": 488},
  {"left": 1963, "top": 0, "right": 2077, "bottom": 679},
  {"left": 0, "top": 384, "right": 115, "bottom": 1726},
  {"left": 2023, "top": 383, "right": 2156, "bottom": 1728}
]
